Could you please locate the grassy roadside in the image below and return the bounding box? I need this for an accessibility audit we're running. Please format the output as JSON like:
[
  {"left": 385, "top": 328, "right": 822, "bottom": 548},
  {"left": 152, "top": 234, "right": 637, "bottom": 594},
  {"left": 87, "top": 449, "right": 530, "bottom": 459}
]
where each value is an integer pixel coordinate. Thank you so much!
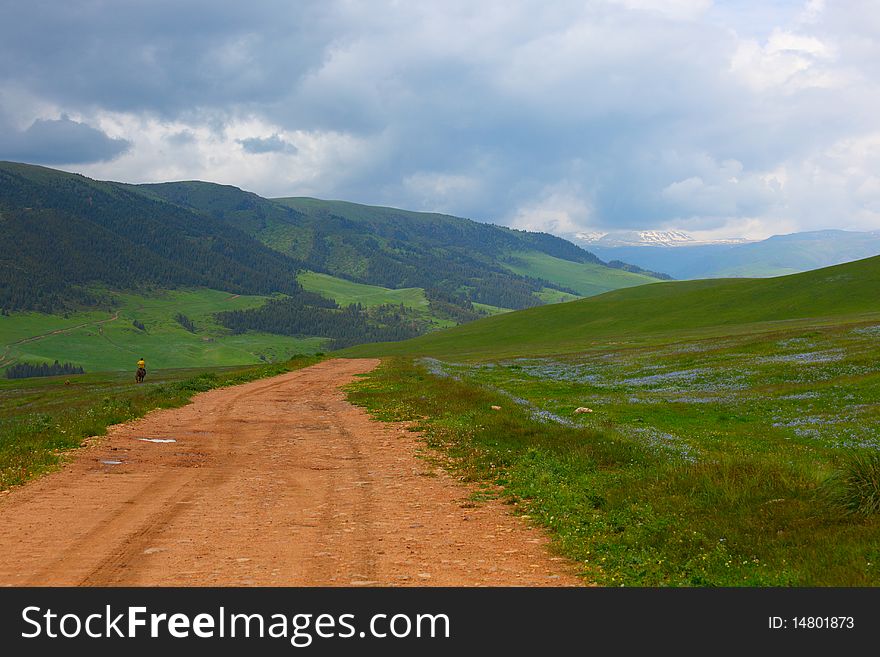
[
  {"left": 0, "top": 355, "right": 323, "bottom": 491},
  {"left": 347, "top": 358, "right": 880, "bottom": 586}
]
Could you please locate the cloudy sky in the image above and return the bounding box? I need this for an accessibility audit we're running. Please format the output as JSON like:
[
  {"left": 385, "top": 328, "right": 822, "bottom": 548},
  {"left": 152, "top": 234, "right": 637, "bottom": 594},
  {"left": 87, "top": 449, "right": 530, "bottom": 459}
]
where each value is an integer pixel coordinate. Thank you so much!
[{"left": 1, "top": 0, "right": 878, "bottom": 239}]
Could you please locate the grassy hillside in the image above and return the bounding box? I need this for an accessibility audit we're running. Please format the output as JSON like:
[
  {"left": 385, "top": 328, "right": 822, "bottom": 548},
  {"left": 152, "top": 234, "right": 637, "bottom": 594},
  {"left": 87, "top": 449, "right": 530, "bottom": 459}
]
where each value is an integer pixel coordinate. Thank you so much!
[
  {"left": 296, "top": 270, "right": 464, "bottom": 330},
  {"left": 503, "top": 250, "right": 657, "bottom": 297},
  {"left": 272, "top": 197, "right": 662, "bottom": 301},
  {"left": 0, "top": 162, "right": 307, "bottom": 312},
  {"left": 137, "top": 182, "right": 663, "bottom": 316},
  {"left": 1, "top": 162, "right": 665, "bottom": 357},
  {"left": 0, "top": 288, "right": 325, "bottom": 373},
  {"left": 136, "top": 185, "right": 619, "bottom": 311},
  {"left": 534, "top": 288, "right": 581, "bottom": 304},
  {"left": 1, "top": 161, "right": 669, "bottom": 360},
  {"left": 297, "top": 271, "right": 429, "bottom": 310},
  {"left": 346, "top": 254, "right": 880, "bottom": 586},
  {"left": 342, "top": 254, "right": 880, "bottom": 358},
  {"left": 349, "top": 318, "right": 880, "bottom": 585},
  {"left": 273, "top": 197, "right": 600, "bottom": 261},
  {"left": 712, "top": 264, "right": 801, "bottom": 278}
]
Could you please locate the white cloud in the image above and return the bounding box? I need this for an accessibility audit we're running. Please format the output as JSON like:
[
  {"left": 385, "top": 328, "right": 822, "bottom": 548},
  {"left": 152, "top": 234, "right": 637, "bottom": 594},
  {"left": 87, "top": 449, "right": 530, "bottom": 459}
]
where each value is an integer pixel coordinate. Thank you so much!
[
  {"left": 686, "top": 216, "right": 799, "bottom": 241},
  {"left": 779, "top": 131, "right": 880, "bottom": 230},
  {"left": 401, "top": 171, "right": 483, "bottom": 211},
  {"left": 509, "top": 181, "right": 593, "bottom": 235},
  {"left": 610, "top": 0, "right": 711, "bottom": 21},
  {"left": 798, "top": 0, "right": 826, "bottom": 25},
  {"left": 75, "top": 113, "right": 379, "bottom": 198},
  {"left": 729, "top": 28, "right": 843, "bottom": 92},
  {"left": 660, "top": 156, "right": 781, "bottom": 218}
]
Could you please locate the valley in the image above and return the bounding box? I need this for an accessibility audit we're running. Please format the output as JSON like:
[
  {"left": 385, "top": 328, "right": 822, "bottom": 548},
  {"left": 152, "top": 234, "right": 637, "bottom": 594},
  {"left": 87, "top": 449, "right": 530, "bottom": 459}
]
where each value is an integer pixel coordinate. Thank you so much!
[
  {"left": 0, "top": 161, "right": 664, "bottom": 375},
  {"left": 1, "top": 162, "right": 878, "bottom": 589}
]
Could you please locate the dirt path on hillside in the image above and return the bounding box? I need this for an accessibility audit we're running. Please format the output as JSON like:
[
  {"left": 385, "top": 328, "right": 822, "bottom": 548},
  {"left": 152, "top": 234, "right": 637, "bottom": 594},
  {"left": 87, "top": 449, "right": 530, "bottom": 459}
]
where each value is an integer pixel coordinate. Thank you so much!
[
  {"left": 0, "top": 311, "right": 120, "bottom": 367},
  {"left": 0, "top": 359, "right": 582, "bottom": 586}
]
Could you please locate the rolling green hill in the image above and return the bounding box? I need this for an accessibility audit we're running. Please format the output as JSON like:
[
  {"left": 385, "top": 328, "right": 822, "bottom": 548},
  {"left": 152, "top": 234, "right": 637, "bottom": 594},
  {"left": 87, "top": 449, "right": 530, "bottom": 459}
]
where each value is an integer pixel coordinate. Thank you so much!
[
  {"left": 0, "top": 161, "right": 666, "bottom": 362},
  {"left": 297, "top": 271, "right": 429, "bottom": 310},
  {"left": 0, "top": 162, "right": 308, "bottom": 312},
  {"left": 502, "top": 250, "right": 658, "bottom": 297},
  {"left": 0, "top": 288, "right": 325, "bottom": 372},
  {"left": 134, "top": 181, "right": 660, "bottom": 310},
  {"left": 342, "top": 254, "right": 880, "bottom": 358},
  {"left": 271, "top": 197, "right": 662, "bottom": 302},
  {"left": 345, "top": 253, "right": 880, "bottom": 587},
  {"left": 295, "top": 271, "right": 460, "bottom": 329}
]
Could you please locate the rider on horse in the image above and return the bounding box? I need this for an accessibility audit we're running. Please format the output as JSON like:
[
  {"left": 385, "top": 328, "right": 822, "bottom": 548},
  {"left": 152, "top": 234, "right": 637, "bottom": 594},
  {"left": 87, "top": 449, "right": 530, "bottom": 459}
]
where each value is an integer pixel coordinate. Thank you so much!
[{"left": 136, "top": 357, "right": 146, "bottom": 383}]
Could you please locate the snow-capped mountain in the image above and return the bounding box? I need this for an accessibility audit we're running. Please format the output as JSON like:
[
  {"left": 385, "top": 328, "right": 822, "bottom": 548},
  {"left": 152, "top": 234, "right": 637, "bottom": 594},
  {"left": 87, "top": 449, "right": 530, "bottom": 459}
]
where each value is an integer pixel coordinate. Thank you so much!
[
  {"left": 572, "top": 230, "right": 750, "bottom": 248},
  {"left": 579, "top": 229, "right": 880, "bottom": 280}
]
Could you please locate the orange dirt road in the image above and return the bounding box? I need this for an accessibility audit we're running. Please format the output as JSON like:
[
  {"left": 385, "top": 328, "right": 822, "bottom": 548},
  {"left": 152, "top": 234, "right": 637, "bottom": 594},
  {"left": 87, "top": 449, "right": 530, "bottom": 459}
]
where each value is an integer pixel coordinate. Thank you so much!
[{"left": 0, "top": 359, "right": 581, "bottom": 587}]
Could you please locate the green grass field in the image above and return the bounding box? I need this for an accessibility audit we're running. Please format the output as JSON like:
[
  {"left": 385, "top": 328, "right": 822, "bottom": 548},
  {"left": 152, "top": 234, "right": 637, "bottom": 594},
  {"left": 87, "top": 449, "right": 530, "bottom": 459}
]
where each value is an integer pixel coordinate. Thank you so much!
[
  {"left": 343, "top": 255, "right": 880, "bottom": 359},
  {"left": 349, "top": 322, "right": 880, "bottom": 586},
  {"left": 346, "top": 255, "right": 880, "bottom": 586},
  {"left": 297, "top": 271, "right": 430, "bottom": 309},
  {"left": 472, "top": 302, "right": 513, "bottom": 316},
  {"left": 0, "top": 288, "right": 326, "bottom": 373},
  {"left": 297, "top": 270, "right": 466, "bottom": 329},
  {"left": 503, "top": 250, "right": 658, "bottom": 297},
  {"left": 534, "top": 287, "right": 582, "bottom": 305},
  {"left": 299, "top": 269, "right": 519, "bottom": 324},
  {"left": 713, "top": 265, "right": 802, "bottom": 278}
]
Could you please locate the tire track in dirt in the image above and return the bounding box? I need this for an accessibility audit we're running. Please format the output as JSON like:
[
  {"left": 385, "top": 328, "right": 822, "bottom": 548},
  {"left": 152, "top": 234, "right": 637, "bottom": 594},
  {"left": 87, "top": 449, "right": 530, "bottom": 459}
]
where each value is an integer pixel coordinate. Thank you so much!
[
  {"left": 80, "top": 375, "right": 302, "bottom": 586},
  {"left": 0, "top": 358, "right": 583, "bottom": 587}
]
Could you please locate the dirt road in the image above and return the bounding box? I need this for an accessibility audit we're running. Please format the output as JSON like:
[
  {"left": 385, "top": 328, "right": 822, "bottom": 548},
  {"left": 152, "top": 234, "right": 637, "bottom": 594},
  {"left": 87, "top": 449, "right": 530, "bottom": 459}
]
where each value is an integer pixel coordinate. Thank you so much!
[{"left": 0, "top": 359, "right": 581, "bottom": 586}]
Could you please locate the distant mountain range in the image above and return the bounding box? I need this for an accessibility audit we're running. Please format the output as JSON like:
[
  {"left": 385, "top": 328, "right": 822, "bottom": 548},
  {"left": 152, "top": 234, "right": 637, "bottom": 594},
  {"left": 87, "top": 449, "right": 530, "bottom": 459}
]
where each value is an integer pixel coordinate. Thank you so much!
[
  {"left": 578, "top": 229, "right": 880, "bottom": 279},
  {"left": 572, "top": 230, "right": 749, "bottom": 248},
  {"left": 128, "top": 184, "right": 665, "bottom": 309},
  {"left": 0, "top": 161, "right": 667, "bottom": 312},
  {"left": 0, "top": 161, "right": 668, "bottom": 351}
]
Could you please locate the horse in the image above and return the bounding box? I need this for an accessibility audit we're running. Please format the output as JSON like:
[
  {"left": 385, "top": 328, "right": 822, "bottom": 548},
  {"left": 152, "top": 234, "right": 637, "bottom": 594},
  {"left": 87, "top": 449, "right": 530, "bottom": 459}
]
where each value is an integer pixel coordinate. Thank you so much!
[{"left": 136, "top": 367, "right": 146, "bottom": 383}]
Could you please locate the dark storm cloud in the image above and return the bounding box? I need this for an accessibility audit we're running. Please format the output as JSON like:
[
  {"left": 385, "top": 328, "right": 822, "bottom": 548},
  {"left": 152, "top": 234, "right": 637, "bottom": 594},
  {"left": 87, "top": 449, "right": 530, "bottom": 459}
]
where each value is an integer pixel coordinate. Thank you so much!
[
  {"left": 237, "top": 134, "right": 297, "bottom": 155},
  {"left": 166, "top": 130, "right": 197, "bottom": 146},
  {"left": 0, "top": 115, "right": 130, "bottom": 164},
  {"left": 0, "top": 0, "right": 331, "bottom": 117}
]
